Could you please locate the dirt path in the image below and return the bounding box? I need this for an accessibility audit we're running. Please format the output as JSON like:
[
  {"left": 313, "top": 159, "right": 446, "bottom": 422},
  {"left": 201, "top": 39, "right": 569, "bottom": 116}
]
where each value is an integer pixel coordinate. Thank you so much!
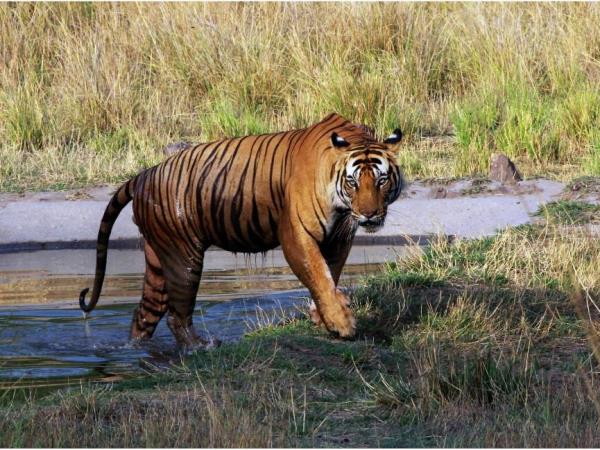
[{"left": 0, "top": 178, "right": 582, "bottom": 252}]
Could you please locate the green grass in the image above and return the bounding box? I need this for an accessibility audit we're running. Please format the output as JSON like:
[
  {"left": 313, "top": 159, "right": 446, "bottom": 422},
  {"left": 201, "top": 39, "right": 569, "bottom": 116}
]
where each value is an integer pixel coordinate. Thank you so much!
[
  {"left": 536, "top": 200, "right": 600, "bottom": 225},
  {"left": 2, "top": 224, "right": 600, "bottom": 446},
  {"left": 3, "top": 3, "right": 600, "bottom": 191}
]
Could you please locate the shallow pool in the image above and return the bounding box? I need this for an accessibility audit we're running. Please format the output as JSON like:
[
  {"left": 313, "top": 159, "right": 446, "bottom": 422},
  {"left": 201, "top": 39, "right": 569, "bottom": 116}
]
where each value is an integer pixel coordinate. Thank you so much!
[{"left": 0, "top": 245, "right": 412, "bottom": 387}]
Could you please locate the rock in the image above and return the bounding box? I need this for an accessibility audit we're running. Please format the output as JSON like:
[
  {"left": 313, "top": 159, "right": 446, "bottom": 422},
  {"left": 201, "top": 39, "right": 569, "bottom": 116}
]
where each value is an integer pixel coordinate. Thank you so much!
[
  {"left": 431, "top": 186, "right": 447, "bottom": 199},
  {"left": 489, "top": 153, "right": 522, "bottom": 184},
  {"left": 163, "top": 141, "right": 191, "bottom": 157}
]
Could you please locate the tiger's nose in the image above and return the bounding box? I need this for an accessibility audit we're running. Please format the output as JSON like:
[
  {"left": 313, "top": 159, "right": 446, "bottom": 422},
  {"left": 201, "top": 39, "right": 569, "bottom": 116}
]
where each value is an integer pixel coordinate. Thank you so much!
[{"left": 361, "top": 209, "right": 378, "bottom": 219}]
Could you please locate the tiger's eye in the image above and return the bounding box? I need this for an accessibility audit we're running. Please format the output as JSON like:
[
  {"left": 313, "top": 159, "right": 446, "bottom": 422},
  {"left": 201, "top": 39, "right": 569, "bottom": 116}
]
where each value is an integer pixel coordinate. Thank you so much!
[
  {"left": 377, "top": 177, "right": 389, "bottom": 187},
  {"left": 346, "top": 178, "right": 358, "bottom": 188}
]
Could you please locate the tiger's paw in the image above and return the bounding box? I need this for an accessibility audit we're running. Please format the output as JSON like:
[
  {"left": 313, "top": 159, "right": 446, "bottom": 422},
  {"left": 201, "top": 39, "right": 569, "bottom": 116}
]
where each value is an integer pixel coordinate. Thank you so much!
[
  {"left": 333, "top": 309, "right": 356, "bottom": 339},
  {"left": 326, "top": 291, "right": 356, "bottom": 339},
  {"left": 166, "top": 314, "right": 220, "bottom": 350},
  {"left": 309, "top": 300, "right": 325, "bottom": 327}
]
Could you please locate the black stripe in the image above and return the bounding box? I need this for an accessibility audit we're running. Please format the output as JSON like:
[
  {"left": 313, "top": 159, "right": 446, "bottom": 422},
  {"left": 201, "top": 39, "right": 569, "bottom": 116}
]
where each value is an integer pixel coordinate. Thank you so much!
[
  {"left": 246, "top": 135, "right": 270, "bottom": 247},
  {"left": 174, "top": 149, "right": 203, "bottom": 253},
  {"left": 311, "top": 197, "right": 327, "bottom": 240},
  {"left": 229, "top": 147, "right": 255, "bottom": 246},
  {"left": 264, "top": 132, "right": 282, "bottom": 210},
  {"left": 141, "top": 304, "right": 164, "bottom": 320},
  {"left": 298, "top": 212, "right": 321, "bottom": 243}
]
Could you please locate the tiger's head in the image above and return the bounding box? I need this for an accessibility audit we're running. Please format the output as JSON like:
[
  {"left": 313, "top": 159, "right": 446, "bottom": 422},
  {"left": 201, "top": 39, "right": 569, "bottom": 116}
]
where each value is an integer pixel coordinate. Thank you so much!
[{"left": 330, "top": 125, "right": 404, "bottom": 233}]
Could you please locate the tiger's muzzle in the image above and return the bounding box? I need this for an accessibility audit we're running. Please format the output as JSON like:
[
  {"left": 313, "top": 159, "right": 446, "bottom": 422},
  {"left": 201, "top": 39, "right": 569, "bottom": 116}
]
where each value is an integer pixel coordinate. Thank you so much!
[{"left": 356, "top": 213, "right": 386, "bottom": 233}]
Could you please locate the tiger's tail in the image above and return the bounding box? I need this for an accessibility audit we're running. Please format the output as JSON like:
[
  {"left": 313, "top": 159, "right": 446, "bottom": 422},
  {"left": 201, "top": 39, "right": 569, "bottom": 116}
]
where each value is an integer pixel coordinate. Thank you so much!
[{"left": 79, "top": 177, "right": 137, "bottom": 316}]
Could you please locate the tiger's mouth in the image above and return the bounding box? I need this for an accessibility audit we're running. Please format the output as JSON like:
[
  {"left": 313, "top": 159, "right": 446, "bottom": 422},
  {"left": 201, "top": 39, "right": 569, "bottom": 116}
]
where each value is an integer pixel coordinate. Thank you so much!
[{"left": 358, "top": 216, "right": 385, "bottom": 233}]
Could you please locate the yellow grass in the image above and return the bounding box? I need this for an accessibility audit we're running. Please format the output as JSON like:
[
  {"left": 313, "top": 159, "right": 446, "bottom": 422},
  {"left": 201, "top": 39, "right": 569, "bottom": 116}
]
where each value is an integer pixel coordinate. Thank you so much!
[{"left": 1, "top": 2, "right": 600, "bottom": 191}]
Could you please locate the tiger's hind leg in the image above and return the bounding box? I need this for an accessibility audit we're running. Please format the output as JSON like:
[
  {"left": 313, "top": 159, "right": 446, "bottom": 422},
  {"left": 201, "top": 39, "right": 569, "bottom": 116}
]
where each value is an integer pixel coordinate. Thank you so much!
[
  {"left": 162, "top": 250, "right": 218, "bottom": 349},
  {"left": 130, "top": 242, "right": 169, "bottom": 340}
]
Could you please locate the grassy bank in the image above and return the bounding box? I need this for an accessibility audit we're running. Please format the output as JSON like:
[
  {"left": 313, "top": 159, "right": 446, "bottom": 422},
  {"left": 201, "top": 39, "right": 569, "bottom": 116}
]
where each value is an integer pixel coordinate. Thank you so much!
[
  {"left": 2, "top": 3, "right": 600, "bottom": 191},
  {"left": 2, "top": 221, "right": 600, "bottom": 447}
]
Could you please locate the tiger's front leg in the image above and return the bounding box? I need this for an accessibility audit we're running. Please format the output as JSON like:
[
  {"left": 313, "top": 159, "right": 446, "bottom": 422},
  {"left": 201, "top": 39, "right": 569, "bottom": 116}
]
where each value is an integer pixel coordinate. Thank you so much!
[
  {"left": 279, "top": 217, "right": 356, "bottom": 338},
  {"left": 309, "top": 239, "right": 354, "bottom": 328}
]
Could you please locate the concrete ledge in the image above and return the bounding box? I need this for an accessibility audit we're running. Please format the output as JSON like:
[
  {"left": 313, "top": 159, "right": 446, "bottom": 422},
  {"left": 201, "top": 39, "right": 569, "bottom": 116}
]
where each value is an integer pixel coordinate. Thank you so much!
[
  {"left": 0, "top": 234, "right": 451, "bottom": 254},
  {"left": 0, "top": 179, "right": 568, "bottom": 254},
  {"left": 0, "top": 238, "right": 144, "bottom": 254}
]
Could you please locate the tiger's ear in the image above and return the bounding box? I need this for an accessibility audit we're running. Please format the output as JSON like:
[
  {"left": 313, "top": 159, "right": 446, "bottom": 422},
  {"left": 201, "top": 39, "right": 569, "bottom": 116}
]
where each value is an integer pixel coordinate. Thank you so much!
[
  {"left": 383, "top": 128, "right": 402, "bottom": 145},
  {"left": 331, "top": 132, "right": 350, "bottom": 148},
  {"left": 383, "top": 128, "right": 402, "bottom": 152}
]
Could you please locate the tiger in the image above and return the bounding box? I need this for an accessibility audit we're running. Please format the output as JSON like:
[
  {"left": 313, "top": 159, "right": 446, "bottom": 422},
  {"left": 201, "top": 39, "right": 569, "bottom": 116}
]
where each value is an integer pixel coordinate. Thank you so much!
[{"left": 79, "top": 113, "right": 404, "bottom": 347}]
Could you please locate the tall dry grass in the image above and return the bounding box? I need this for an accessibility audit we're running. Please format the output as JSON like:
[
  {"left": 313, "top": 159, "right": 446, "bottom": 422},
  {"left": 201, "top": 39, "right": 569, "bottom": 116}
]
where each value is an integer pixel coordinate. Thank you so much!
[{"left": 1, "top": 3, "right": 600, "bottom": 191}]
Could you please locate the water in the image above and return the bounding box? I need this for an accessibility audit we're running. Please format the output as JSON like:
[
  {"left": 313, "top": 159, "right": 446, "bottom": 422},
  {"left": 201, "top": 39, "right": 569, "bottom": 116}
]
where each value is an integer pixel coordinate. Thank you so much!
[{"left": 0, "top": 245, "right": 412, "bottom": 388}]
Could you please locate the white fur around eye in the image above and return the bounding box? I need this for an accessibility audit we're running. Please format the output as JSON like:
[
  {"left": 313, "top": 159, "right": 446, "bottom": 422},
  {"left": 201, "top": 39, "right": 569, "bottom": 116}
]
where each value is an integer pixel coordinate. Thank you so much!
[
  {"left": 372, "top": 157, "right": 389, "bottom": 176},
  {"left": 346, "top": 159, "right": 360, "bottom": 178}
]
